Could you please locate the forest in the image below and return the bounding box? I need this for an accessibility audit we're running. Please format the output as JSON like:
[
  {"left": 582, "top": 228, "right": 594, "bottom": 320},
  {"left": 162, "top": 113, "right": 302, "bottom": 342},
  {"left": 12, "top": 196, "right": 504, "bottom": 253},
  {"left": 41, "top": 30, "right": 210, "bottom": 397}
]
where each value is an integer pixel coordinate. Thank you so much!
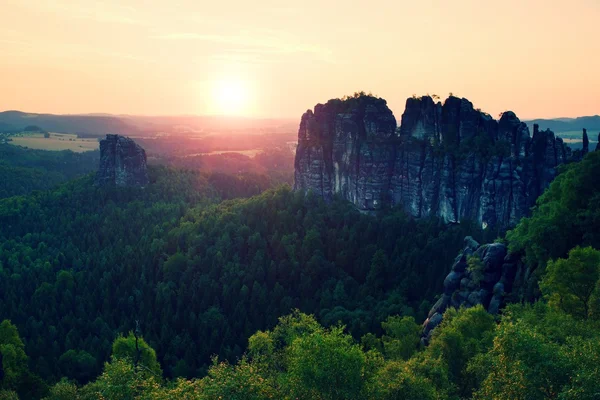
[
  {"left": 1, "top": 147, "right": 600, "bottom": 399},
  {"left": 0, "top": 146, "right": 98, "bottom": 199}
]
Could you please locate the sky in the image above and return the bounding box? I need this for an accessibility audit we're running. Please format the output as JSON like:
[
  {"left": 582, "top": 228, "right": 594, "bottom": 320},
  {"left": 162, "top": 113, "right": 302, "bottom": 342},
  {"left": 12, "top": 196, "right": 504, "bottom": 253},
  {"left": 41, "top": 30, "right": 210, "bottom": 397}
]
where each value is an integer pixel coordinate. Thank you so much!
[{"left": 1, "top": 0, "right": 599, "bottom": 120}]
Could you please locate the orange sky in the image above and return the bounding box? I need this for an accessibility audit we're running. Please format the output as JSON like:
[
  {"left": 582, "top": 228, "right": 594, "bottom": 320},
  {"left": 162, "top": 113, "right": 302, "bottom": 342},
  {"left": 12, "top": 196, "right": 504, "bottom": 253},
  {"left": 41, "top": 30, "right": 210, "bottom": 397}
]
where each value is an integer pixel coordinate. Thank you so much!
[{"left": 1, "top": 0, "right": 599, "bottom": 120}]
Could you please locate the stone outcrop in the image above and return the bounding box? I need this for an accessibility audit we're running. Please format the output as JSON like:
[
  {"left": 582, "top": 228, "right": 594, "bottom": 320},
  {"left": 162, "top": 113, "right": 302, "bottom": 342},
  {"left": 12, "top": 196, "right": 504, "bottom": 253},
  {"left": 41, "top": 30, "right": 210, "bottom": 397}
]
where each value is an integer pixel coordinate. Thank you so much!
[
  {"left": 294, "top": 95, "right": 571, "bottom": 229},
  {"left": 421, "top": 237, "right": 525, "bottom": 342},
  {"left": 421, "top": 128, "right": 600, "bottom": 341},
  {"left": 96, "top": 134, "right": 149, "bottom": 187}
]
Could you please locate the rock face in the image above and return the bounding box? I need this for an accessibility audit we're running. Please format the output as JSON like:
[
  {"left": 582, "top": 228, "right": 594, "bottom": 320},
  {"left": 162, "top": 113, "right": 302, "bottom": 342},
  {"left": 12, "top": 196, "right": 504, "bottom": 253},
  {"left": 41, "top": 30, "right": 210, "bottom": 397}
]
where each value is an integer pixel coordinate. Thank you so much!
[
  {"left": 294, "top": 95, "right": 570, "bottom": 229},
  {"left": 96, "top": 134, "right": 149, "bottom": 187},
  {"left": 421, "top": 237, "right": 524, "bottom": 342},
  {"left": 293, "top": 96, "right": 397, "bottom": 210}
]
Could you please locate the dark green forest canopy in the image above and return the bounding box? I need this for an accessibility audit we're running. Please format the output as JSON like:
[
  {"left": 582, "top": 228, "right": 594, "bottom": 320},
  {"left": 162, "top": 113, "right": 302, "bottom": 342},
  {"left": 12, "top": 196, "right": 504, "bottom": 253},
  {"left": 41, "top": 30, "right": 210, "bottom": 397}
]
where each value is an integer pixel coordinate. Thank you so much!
[
  {"left": 507, "top": 150, "right": 600, "bottom": 288},
  {"left": 0, "top": 145, "right": 99, "bottom": 199},
  {"left": 0, "top": 164, "right": 484, "bottom": 389},
  {"left": 2, "top": 150, "right": 600, "bottom": 399}
]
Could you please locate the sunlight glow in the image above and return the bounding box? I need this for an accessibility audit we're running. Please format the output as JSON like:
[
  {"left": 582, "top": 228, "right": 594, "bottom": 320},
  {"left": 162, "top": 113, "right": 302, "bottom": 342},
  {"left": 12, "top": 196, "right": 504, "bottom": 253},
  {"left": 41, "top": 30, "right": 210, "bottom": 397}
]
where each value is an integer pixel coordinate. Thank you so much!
[{"left": 212, "top": 79, "right": 249, "bottom": 115}]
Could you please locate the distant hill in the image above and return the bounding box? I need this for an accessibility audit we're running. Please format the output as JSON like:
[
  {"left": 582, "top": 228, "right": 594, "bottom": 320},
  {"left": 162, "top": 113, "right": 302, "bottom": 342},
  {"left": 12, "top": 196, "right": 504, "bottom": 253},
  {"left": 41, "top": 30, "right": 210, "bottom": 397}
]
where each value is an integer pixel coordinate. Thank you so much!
[
  {"left": 524, "top": 115, "right": 600, "bottom": 151},
  {"left": 525, "top": 115, "right": 600, "bottom": 134},
  {"left": 0, "top": 110, "right": 138, "bottom": 136},
  {"left": 0, "top": 121, "right": 16, "bottom": 132},
  {"left": 0, "top": 110, "right": 298, "bottom": 137}
]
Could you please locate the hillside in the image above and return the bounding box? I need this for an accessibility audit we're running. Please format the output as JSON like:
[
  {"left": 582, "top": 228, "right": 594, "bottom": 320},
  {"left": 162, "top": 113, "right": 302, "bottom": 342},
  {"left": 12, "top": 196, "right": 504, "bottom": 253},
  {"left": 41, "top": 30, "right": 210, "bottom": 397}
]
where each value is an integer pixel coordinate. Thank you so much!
[
  {"left": 0, "top": 110, "right": 297, "bottom": 138},
  {"left": 0, "top": 111, "right": 138, "bottom": 136},
  {"left": 1, "top": 110, "right": 599, "bottom": 399},
  {"left": 525, "top": 115, "right": 600, "bottom": 133},
  {"left": 1, "top": 150, "right": 599, "bottom": 399},
  {"left": 0, "top": 144, "right": 99, "bottom": 198}
]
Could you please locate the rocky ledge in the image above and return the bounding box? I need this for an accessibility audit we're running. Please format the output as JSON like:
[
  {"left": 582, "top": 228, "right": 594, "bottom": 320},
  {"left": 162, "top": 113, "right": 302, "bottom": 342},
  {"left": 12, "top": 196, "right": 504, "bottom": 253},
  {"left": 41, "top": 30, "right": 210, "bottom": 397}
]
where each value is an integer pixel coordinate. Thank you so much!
[
  {"left": 294, "top": 94, "right": 574, "bottom": 230},
  {"left": 95, "top": 134, "right": 149, "bottom": 187}
]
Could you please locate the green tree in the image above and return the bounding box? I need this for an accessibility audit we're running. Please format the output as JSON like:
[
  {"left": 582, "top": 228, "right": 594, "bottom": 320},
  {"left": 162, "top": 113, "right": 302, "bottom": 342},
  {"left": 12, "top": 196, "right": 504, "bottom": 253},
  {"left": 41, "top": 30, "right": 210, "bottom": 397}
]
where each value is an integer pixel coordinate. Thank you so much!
[
  {"left": 381, "top": 316, "right": 421, "bottom": 360},
  {"left": 541, "top": 246, "right": 600, "bottom": 319},
  {"left": 81, "top": 358, "right": 158, "bottom": 400},
  {"left": 425, "top": 306, "right": 495, "bottom": 397},
  {"left": 198, "top": 357, "right": 277, "bottom": 400},
  {"left": 42, "top": 379, "right": 78, "bottom": 400},
  {"left": 0, "top": 391, "right": 19, "bottom": 400},
  {"left": 57, "top": 350, "right": 97, "bottom": 383},
  {"left": 508, "top": 151, "right": 600, "bottom": 275},
  {"left": 285, "top": 326, "right": 367, "bottom": 400},
  {"left": 472, "top": 319, "right": 570, "bottom": 400},
  {"left": 0, "top": 320, "right": 28, "bottom": 392},
  {"left": 111, "top": 332, "right": 162, "bottom": 377},
  {"left": 366, "top": 250, "right": 389, "bottom": 292},
  {"left": 368, "top": 360, "right": 438, "bottom": 400}
]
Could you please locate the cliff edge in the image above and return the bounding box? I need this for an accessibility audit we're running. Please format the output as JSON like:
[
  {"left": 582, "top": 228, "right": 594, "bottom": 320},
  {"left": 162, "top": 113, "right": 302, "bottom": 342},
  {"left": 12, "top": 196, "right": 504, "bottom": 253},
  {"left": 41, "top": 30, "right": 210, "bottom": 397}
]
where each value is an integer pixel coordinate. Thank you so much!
[
  {"left": 294, "top": 94, "right": 570, "bottom": 230},
  {"left": 95, "top": 134, "right": 149, "bottom": 187}
]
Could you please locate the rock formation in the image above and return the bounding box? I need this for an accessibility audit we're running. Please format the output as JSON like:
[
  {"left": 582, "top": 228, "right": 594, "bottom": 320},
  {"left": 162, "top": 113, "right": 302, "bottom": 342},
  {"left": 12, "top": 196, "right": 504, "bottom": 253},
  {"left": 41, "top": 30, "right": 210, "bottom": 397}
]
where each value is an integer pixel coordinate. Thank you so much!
[
  {"left": 294, "top": 95, "right": 570, "bottom": 229},
  {"left": 96, "top": 134, "right": 149, "bottom": 187},
  {"left": 421, "top": 237, "right": 524, "bottom": 342}
]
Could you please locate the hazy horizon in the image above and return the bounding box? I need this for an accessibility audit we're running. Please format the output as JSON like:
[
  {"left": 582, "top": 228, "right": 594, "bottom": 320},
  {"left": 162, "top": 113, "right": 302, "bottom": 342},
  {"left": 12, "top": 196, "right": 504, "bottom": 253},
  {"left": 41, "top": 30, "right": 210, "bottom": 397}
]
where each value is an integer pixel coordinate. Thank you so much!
[
  {"left": 1, "top": 0, "right": 599, "bottom": 120},
  {"left": 1, "top": 107, "right": 599, "bottom": 123}
]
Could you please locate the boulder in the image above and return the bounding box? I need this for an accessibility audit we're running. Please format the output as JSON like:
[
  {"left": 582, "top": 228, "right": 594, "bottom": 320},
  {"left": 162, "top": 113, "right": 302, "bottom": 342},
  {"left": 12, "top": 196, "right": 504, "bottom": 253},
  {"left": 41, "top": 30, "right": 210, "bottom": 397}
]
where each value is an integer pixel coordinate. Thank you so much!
[{"left": 422, "top": 238, "right": 524, "bottom": 342}]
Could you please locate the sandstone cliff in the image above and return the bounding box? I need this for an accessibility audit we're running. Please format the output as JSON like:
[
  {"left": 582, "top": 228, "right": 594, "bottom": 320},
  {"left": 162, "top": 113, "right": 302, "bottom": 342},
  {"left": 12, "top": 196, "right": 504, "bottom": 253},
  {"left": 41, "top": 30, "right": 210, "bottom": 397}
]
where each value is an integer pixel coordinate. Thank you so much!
[
  {"left": 96, "top": 134, "right": 149, "bottom": 187},
  {"left": 294, "top": 95, "right": 570, "bottom": 229}
]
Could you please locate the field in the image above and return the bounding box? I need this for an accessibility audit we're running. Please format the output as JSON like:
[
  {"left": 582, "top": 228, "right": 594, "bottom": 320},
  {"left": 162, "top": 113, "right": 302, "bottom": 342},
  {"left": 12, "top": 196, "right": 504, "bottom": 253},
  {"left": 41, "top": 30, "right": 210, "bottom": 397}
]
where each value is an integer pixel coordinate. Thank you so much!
[
  {"left": 8, "top": 132, "right": 99, "bottom": 152},
  {"left": 183, "top": 149, "right": 264, "bottom": 158}
]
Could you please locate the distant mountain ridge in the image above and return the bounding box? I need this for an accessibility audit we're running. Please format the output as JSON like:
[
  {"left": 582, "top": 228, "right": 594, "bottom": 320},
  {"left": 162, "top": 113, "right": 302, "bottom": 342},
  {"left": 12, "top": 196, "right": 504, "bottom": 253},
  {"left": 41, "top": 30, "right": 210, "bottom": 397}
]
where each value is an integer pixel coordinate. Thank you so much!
[
  {"left": 0, "top": 110, "right": 297, "bottom": 136},
  {"left": 0, "top": 110, "right": 138, "bottom": 136},
  {"left": 524, "top": 115, "right": 600, "bottom": 133}
]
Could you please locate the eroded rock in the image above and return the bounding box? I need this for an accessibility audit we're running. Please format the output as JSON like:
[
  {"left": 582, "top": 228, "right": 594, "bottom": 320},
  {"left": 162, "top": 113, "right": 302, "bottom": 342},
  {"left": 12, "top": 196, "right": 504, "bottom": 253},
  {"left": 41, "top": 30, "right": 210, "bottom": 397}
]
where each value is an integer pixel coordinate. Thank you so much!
[
  {"left": 294, "top": 95, "right": 570, "bottom": 230},
  {"left": 96, "top": 134, "right": 149, "bottom": 187},
  {"left": 421, "top": 238, "right": 525, "bottom": 342}
]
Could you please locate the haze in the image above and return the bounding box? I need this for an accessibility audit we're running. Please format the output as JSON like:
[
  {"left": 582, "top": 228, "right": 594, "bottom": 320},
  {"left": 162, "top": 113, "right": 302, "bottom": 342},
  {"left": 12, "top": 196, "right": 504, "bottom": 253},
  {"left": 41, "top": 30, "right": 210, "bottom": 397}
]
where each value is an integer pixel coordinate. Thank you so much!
[{"left": 1, "top": 0, "right": 599, "bottom": 119}]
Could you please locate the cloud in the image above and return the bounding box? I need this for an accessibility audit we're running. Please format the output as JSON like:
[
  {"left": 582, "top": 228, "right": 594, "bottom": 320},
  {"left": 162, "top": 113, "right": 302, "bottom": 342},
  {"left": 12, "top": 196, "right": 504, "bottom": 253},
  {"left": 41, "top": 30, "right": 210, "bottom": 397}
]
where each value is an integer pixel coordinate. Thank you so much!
[
  {"left": 1, "top": 36, "right": 154, "bottom": 65},
  {"left": 206, "top": 52, "right": 287, "bottom": 65},
  {"left": 152, "top": 31, "right": 334, "bottom": 63}
]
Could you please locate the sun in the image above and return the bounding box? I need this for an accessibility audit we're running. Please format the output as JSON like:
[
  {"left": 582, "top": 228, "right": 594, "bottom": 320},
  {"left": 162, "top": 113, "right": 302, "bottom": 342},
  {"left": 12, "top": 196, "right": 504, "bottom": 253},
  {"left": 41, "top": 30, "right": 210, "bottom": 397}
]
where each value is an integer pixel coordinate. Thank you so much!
[{"left": 212, "top": 79, "right": 249, "bottom": 116}]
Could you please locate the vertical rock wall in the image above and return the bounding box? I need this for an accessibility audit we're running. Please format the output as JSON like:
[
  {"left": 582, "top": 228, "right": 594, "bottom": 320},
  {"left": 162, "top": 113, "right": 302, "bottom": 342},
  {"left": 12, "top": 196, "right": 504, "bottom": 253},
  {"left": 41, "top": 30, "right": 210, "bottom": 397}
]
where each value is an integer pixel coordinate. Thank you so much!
[
  {"left": 294, "top": 95, "right": 571, "bottom": 230},
  {"left": 96, "top": 134, "right": 149, "bottom": 187}
]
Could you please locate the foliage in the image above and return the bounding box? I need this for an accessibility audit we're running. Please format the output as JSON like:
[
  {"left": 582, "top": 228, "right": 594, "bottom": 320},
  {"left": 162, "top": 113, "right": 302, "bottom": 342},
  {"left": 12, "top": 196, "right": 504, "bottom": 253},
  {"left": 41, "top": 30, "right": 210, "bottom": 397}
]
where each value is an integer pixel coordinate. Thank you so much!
[
  {"left": 0, "top": 320, "right": 29, "bottom": 392},
  {"left": 466, "top": 255, "right": 485, "bottom": 286},
  {"left": 368, "top": 360, "right": 438, "bottom": 400},
  {"left": 112, "top": 332, "right": 163, "bottom": 377},
  {"left": 471, "top": 303, "right": 600, "bottom": 400},
  {"left": 325, "top": 91, "right": 388, "bottom": 114},
  {"left": 380, "top": 316, "right": 421, "bottom": 360},
  {"left": 6, "top": 136, "right": 600, "bottom": 398},
  {"left": 0, "top": 145, "right": 98, "bottom": 198},
  {"left": 284, "top": 326, "right": 367, "bottom": 400},
  {"left": 27, "top": 302, "right": 600, "bottom": 400},
  {"left": 425, "top": 306, "right": 496, "bottom": 397},
  {"left": 541, "top": 246, "right": 600, "bottom": 319},
  {"left": 0, "top": 320, "right": 47, "bottom": 399},
  {"left": 507, "top": 151, "right": 600, "bottom": 272},
  {"left": 0, "top": 161, "right": 480, "bottom": 388}
]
